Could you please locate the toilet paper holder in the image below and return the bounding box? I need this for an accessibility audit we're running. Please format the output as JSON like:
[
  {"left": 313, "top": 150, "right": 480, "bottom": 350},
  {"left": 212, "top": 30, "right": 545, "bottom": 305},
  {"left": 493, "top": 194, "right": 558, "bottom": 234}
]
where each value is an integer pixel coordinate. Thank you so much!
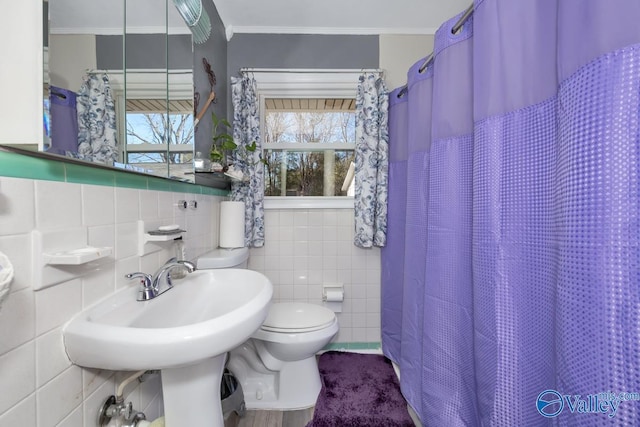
[
  {"left": 322, "top": 283, "right": 343, "bottom": 313},
  {"left": 322, "top": 282, "right": 344, "bottom": 301}
]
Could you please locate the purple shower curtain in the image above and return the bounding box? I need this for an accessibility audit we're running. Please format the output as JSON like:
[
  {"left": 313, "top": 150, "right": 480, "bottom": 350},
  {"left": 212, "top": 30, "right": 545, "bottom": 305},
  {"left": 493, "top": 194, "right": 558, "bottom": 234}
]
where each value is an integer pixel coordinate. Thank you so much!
[
  {"left": 380, "top": 87, "right": 408, "bottom": 365},
  {"left": 472, "top": 2, "right": 559, "bottom": 425},
  {"left": 399, "top": 54, "right": 433, "bottom": 415},
  {"left": 382, "top": 0, "right": 640, "bottom": 425},
  {"left": 421, "top": 12, "right": 476, "bottom": 426},
  {"left": 554, "top": 2, "right": 640, "bottom": 425}
]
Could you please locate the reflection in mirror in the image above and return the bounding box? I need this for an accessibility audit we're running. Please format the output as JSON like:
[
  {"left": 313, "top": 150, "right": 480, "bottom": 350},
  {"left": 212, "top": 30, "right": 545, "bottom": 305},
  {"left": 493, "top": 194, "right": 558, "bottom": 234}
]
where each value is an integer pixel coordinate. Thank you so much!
[
  {"left": 123, "top": 71, "right": 194, "bottom": 180},
  {"left": 44, "top": 0, "right": 196, "bottom": 181}
]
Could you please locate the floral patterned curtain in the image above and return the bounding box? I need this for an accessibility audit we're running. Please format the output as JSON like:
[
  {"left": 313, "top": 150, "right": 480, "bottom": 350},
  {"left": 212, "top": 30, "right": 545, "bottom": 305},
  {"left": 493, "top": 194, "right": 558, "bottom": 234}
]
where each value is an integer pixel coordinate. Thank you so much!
[
  {"left": 76, "top": 73, "right": 118, "bottom": 164},
  {"left": 354, "top": 73, "right": 389, "bottom": 248},
  {"left": 230, "top": 75, "right": 264, "bottom": 247}
]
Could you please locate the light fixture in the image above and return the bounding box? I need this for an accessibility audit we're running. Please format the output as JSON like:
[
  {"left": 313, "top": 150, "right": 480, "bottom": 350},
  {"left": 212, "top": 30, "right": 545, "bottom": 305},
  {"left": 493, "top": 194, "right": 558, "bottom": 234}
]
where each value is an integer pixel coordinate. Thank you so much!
[{"left": 173, "top": 0, "right": 211, "bottom": 44}]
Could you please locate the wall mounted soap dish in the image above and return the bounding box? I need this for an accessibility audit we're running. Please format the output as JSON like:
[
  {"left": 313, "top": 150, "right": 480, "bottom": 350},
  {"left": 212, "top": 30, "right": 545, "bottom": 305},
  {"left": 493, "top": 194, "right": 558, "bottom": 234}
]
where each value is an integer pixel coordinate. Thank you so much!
[
  {"left": 138, "top": 221, "right": 186, "bottom": 256},
  {"left": 43, "top": 246, "right": 113, "bottom": 265}
]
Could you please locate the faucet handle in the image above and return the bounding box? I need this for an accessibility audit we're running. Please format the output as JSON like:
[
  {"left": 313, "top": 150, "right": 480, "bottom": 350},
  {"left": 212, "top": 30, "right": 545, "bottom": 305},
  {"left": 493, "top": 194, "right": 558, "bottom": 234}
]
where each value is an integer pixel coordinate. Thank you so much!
[
  {"left": 125, "top": 272, "right": 152, "bottom": 286},
  {"left": 125, "top": 272, "right": 156, "bottom": 301}
]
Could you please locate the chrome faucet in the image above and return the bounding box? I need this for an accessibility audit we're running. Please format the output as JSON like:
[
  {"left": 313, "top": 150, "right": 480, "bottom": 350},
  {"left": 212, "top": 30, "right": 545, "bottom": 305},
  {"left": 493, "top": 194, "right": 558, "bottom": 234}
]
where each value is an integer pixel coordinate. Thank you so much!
[
  {"left": 151, "top": 258, "right": 197, "bottom": 292},
  {"left": 125, "top": 258, "right": 196, "bottom": 302},
  {"left": 125, "top": 272, "right": 157, "bottom": 301}
]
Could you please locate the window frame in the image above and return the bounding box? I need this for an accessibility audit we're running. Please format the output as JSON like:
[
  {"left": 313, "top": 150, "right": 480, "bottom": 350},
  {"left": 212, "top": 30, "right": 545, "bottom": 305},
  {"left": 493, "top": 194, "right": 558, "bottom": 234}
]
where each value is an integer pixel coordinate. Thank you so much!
[{"left": 254, "top": 71, "right": 360, "bottom": 210}]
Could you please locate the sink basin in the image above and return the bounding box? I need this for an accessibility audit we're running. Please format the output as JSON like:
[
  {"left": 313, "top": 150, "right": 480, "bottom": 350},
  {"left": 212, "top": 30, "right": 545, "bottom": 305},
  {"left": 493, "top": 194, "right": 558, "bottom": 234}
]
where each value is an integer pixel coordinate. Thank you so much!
[
  {"left": 63, "top": 268, "right": 272, "bottom": 427},
  {"left": 64, "top": 269, "right": 273, "bottom": 371}
]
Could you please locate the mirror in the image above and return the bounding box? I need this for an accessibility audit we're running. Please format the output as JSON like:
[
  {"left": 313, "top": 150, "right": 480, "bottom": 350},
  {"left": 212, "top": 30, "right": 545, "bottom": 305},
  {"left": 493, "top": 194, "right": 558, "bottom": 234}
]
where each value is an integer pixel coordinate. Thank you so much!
[{"left": 44, "top": 0, "right": 196, "bottom": 182}]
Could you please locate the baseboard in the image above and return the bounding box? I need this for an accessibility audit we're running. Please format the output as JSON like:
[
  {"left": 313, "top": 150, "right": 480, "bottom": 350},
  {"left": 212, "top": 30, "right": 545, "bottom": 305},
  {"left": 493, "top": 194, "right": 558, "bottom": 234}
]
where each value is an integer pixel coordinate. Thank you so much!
[{"left": 320, "top": 342, "right": 382, "bottom": 354}]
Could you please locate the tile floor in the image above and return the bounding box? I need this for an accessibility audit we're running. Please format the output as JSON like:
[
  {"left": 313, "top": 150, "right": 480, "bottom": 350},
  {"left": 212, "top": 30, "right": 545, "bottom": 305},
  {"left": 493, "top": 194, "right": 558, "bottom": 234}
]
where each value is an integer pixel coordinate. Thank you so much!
[{"left": 225, "top": 408, "right": 315, "bottom": 427}]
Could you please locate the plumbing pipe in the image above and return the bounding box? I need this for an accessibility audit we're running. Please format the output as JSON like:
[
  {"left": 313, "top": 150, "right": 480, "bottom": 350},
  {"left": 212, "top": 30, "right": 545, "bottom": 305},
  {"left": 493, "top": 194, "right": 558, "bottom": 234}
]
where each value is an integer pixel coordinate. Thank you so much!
[
  {"left": 116, "top": 370, "right": 147, "bottom": 401},
  {"left": 100, "top": 370, "right": 159, "bottom": 427}
]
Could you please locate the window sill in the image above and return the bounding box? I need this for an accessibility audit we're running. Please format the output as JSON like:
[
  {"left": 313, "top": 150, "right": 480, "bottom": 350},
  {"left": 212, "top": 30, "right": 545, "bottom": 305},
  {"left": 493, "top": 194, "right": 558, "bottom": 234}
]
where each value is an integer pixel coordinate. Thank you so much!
[{"left": 264, "top": 196, "right": 354, "bottom": 210}]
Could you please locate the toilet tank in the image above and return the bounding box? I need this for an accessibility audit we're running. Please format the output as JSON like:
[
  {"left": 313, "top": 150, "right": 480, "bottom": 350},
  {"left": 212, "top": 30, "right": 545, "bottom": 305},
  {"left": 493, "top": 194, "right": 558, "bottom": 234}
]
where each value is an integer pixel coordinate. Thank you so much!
[{"left": 197, "top": 247, "right": 249, "bottom": 269}]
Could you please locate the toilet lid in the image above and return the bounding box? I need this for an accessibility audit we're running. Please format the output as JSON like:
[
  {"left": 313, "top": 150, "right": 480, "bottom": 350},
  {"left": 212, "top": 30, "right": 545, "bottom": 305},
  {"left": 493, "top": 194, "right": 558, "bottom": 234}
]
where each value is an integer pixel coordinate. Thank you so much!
[{"left": 261, "top": 302, "right": 336, "bottom": 332}]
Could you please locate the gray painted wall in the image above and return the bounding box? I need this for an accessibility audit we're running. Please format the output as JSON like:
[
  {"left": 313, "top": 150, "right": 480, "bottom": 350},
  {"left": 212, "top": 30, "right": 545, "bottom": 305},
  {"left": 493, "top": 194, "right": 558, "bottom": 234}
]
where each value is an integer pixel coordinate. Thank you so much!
[
  {"left": 95, "top": 36, "right": 124, "bottom": 70},
  {"left": 193, "top": 0, "right": 228, "bottom": 154},
  {"left": 96, "top": 34, "right": 192, "bottom": 70},
  {"left": 67, "top": 21, "right": 380, "bottom": 162},
  {"left": 226, "top": 34, "right": 379, "bottom": 117},
  {"left": 227, "top": 34, "right": 379, "bottom": 73}
]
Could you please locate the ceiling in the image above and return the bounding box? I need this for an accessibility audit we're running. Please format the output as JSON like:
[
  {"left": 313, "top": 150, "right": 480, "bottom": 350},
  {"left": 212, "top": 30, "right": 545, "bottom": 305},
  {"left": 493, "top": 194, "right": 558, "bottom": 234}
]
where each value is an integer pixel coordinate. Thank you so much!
[
  {"left": 212, "top": 0, "right": 471, "bottom": 39},
  {"left": 49, "top": 0, "right": 471, "bottom": 38}
]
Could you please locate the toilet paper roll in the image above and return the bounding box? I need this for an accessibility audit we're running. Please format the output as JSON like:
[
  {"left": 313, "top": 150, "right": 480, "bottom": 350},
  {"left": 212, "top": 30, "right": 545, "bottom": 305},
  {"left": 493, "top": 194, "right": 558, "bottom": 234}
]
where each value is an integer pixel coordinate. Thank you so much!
[
  {"left": 324, "top": 290, "right": 343, "bottom": 302},
  {"left": 219, "top": 201, "right": 245, "bottom": 248}
]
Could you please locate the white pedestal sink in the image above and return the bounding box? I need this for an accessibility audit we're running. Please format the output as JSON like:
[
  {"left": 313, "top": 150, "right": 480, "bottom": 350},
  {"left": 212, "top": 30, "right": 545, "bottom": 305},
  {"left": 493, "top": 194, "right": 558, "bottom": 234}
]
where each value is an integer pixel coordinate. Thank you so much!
[
  {"left": 63, "top": 269, "right": 273, "bottom": 427},
  {"left": 162, "top": 355, "right": 227, "bottom": 426}
]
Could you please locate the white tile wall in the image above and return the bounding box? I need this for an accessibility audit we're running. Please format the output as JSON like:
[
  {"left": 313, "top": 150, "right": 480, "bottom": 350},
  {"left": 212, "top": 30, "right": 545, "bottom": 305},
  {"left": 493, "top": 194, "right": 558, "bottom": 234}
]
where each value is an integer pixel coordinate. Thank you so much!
[
  {"left": 0, "top": 176, "right": 384, "bottom": 424},
  {"left": 34, "top": 181, "right": 83, "bottom": 230},
  {"left": 249, "top": 208, "right": 381, "bottom": 344},
  {"left": 0, "top": 176, "right": 224, "bottom": 426}
]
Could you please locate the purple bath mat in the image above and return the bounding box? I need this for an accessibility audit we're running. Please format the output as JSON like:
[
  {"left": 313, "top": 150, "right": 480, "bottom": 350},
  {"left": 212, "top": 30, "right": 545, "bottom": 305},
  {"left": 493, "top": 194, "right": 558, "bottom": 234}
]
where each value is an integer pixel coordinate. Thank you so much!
[{"left": 306, "top": 351, "right": 414, "bottom": 427}]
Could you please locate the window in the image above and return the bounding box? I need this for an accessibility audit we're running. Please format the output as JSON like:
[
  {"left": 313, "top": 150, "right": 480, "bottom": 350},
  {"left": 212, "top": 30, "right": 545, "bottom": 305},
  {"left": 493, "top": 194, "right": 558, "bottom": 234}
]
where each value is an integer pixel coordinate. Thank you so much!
[
  {"left": 254, "top": 71, "right": 362, "bottom": 209},
  {"left": 263, "top": 98, "right": 356, "bottom": 197}
]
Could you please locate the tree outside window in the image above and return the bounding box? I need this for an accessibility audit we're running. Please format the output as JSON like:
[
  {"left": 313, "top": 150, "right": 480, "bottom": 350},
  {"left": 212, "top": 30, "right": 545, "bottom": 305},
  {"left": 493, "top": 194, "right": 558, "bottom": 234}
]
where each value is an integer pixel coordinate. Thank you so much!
[
  {"left": 263, "top": 100, "right": 356, "bottom": 197},
  {"left": 124, "top": 102, "right": 194, "bottom": 180}
]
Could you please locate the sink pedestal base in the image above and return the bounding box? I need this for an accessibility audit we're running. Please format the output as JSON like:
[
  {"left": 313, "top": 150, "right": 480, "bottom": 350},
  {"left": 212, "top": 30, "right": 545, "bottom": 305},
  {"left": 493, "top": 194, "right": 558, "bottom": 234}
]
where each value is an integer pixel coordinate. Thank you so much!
[{"left": 161, "top": 354, "right": 226, "bottom": 427}]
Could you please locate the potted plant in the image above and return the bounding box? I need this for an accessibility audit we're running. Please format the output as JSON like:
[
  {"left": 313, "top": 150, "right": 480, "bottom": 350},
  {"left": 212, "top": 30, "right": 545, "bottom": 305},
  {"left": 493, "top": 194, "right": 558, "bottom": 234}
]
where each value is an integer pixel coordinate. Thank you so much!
[
  {"left": 209, "top": 112, "right": 261, "bottom": 181},
  {"left": 209, "top": 112, "right": 236, "bottom": 172}
]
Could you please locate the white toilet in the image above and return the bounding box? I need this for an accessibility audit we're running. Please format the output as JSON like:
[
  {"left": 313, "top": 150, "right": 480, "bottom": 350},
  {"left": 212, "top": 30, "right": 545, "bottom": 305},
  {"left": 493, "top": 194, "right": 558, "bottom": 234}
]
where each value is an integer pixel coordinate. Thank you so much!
[{"left": 197, "top": 247, "right": 339, "bottom": 410}]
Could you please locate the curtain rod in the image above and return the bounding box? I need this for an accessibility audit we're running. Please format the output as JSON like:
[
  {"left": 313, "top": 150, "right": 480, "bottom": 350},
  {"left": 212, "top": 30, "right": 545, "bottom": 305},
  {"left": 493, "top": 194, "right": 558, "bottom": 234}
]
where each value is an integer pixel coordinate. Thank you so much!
[
  {"left": 452, "top": 3, "right": 474, "bottom": 34},
  {"left": 396, "top": 3, "right": 474, "bottom": 99},
  {"left": 418, "top": 4, "right": 474, "bottom": 73},
  {"left": 240, "top": 68, "right": 383, "bottom": 74}
]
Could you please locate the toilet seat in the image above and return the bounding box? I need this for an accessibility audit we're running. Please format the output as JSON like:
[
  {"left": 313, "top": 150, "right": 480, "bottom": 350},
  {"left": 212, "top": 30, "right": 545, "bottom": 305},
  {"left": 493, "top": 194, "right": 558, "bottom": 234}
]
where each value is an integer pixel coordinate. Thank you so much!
[
  {"left": 261, "top": 321, "right": 335, "bottom": 333},
  {"left": 260, "top": 302, "right": 336, "bottom": 333},
  {"left": 253, "top": 317, "right": 339, "bottom": 345}
]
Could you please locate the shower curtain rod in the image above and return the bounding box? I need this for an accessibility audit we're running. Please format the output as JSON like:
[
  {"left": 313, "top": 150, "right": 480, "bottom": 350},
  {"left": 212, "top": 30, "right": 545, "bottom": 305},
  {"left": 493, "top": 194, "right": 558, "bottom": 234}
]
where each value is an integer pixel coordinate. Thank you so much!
[
  {"left": 240, "top": 68, "right": 384, "bottom": 74},
  {"left": 419, "top": 3, "right": 474, "bottom": 72},
  {"left": 396, "top": 3, "right": 474, "bottom": 98},
  {"left": 452, "top": 4, "right": 475, "bottom": 35}
]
